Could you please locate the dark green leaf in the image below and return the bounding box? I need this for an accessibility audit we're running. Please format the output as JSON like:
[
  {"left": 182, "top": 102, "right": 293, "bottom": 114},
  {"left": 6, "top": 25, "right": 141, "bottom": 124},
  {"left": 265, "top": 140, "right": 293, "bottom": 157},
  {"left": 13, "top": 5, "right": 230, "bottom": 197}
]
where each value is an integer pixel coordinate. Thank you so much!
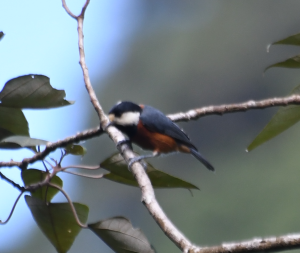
[
  {"left": 89, "top": 217, "right": 155, "bottom": 253},
  {"left": 22, "top": 169, "right": 63, "bottom": 202},
  {"left": 247, "top": 84, "right": 300, "bottom": 151},
  {"left": 0, "top": 75, "right": 74, "bottom": 108},
  {"left": 101, "top": 153, "right": 199, "bottom": 190},
  {"left": 0, "top": 106, "right": 29, "bottom": 148},
  {"left": 0, "top": 32, "right": 4, "bottom": 41},
  {"left": 1, "top": 136, "right": 48, "bottom": 148},
  {"left": 25, "top": 196, "right": 89, "bottom": 253},
  {"left": 64, "top": 144, "right": 87, "bottom": 156},
  {"left": 272, "top": 33, "right": 300, "bottom": 46},
  {"left": 265, "top": 55, "right": 300, "bottom": 72}
]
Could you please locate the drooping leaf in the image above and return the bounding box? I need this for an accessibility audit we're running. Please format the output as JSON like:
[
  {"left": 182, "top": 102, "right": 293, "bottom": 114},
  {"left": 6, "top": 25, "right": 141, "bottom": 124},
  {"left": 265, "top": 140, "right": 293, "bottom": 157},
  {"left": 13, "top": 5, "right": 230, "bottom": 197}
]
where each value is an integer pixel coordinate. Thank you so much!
[
  {"left": 25, "top": 196, "right": 89, "bottom": 253},
  {"left": 22, "top": 169, "right": 63, "bottom": 202},
  {"left": 89, "top": 216, "right": 155, "bottom": 253},
  {"left": 64, "top": 144, "right": 87, "bottom": 156},
  {"left": 0, "top": 106, "right": 29, "bottom": 148},
  {"left": 0, "top": 75, "right": 74, "bottom": 108},
  {"left": 272, "top": 33, "right": 300, "bottom": 47},
  {"left": 265, "top": 55, "right": 300, "bottom": 72},
  {"left": 247, "top": 84, "right": 300, "bottom": 151},
  {"left": 101, "top": 153, "right": 199, "bottom": 190},
  {"left": 1, "top": 136, "right": 48, "bottom": 148}
]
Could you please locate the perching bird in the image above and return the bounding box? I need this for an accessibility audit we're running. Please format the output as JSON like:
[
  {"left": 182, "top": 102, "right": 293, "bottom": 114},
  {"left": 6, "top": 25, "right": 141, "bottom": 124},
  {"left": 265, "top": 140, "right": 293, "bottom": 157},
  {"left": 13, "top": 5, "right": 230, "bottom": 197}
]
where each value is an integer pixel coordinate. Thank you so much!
[{"left": 108, "top": 101, "right": 214, "bottom": 171}]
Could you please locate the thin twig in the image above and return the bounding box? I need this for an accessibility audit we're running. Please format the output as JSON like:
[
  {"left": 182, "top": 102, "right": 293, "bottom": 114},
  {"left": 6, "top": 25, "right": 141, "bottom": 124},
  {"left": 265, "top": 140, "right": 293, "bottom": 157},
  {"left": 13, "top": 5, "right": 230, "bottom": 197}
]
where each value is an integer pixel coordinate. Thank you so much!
[
  {"left": 0, "top": 172, "right": 25, "bottom": 191},
  {"left": 0, "top": 192, "right": 23, "bottom": 224},
  {"left": 48, "top": 183, "right": 87, "bottom": 228}
]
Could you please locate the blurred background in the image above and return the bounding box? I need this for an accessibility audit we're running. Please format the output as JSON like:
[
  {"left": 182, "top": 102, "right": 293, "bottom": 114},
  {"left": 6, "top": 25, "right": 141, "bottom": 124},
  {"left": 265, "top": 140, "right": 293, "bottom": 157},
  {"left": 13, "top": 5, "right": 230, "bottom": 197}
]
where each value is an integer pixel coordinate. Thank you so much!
[{"left": 1, "top": 1, "right": 300, "bottom": 252}]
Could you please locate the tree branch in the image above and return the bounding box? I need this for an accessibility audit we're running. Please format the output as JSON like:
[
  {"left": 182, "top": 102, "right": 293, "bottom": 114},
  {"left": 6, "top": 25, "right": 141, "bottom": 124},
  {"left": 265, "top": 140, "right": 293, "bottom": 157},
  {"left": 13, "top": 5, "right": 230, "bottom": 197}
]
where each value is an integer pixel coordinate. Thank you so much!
[
  {"left": 62, "top": 0, "right": 194, "bottom": 251},
  {"left": 195, "top": 234, "right": 300, "bottom": 253},
  {"left": 168, "top": 95, "right": 300, "bottom": 122},
  {"left": 1, "top": 95, "right": 300, "bottom": 170},
  {"left": 0, "top": 172, "right": 25, "bottom": 191},
  {"left": 60, "top": 1, "right": 300, "bottom": 252},
  {"left": 0, "top": 126, "right": 103, "bottom": 169}
]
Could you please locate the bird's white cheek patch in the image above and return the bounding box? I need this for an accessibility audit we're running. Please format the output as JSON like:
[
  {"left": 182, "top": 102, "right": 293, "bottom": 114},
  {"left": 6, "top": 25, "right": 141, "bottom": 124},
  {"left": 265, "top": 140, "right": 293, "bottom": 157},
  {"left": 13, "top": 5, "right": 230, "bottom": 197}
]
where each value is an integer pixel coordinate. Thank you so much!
[{"left": 114, "top": 112, "right": 140, "bottom": 125}]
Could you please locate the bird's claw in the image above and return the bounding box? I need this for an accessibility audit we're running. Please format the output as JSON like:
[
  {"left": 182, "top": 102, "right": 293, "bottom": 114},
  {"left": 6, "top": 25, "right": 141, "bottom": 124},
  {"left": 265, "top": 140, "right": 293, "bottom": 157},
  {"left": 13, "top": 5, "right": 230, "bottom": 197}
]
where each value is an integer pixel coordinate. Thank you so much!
[
  {"left": 128, "top": 156, "right": 147, "bottom": 170},
  {"left": 117, "top": 139, "right": 132, "bottom": 149}
]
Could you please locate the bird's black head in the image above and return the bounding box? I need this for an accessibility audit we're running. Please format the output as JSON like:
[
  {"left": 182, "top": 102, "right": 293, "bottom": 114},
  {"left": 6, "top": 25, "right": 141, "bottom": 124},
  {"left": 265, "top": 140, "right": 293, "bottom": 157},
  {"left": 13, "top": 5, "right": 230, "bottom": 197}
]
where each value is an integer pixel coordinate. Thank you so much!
[
  {"left": 108, "top": 101, "right": 142, "bottom": 137},
  {"left": 108, "top": 101, "right": 141, "bottom": 118}
]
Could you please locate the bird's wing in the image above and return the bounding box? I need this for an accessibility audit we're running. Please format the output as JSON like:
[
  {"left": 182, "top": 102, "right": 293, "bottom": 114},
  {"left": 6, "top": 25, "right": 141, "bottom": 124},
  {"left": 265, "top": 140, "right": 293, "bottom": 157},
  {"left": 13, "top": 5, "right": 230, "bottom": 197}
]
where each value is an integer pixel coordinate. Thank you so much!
[{"left": 140, "top": 105, "right": 197, "bottom": 149}]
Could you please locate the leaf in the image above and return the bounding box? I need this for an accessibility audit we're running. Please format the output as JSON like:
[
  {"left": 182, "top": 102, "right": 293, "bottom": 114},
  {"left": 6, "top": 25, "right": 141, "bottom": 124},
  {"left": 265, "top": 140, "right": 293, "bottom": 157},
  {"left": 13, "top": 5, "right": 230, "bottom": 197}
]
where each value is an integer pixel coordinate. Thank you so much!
[
  {"left": 89, "top": 216, "right": 155, "bottom": 253},
  {"left": 1, "top": 136, "right": 48, "bottom": 148},
  {"left": 22, "top": 169, "right": 63, "bottom": 202},
  {"left": 25, "top": 196, "right": 89, "bottom": 253},
  {"left": 0, "top": 106, "right": 29, "bottom": 148},
  {"left": 101, "top": 153, "right": 199, "bottom": 190},
  {"left": 272, "top": 33, "right": 300, "bottom": 47},
  {"left": 247, "top": 84, "right": 300, "bottom": 151},
  {"left": 64, "top": 144, "right": 87, "bottom": 156},
  {"left": 265, "top": 55, "right": 300, "bottom": 72},
  {"left": 0, "top": 31, "right": 4, "bottom": 41},
  {"left": 0, "top": 74, "right": 74, "bottom": 108}
]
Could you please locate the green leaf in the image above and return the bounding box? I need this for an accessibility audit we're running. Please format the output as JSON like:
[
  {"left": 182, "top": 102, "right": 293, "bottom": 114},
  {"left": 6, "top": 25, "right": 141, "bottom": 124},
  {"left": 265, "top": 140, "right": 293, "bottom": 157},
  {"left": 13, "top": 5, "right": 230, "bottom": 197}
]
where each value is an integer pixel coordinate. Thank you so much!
[
  {"left": 272, "top": 33, "right": 300, "bottom": 46},
  {"left": 64, "top": 144, "right": 87, "bottom": 156},
  {"left": 25, "top": 196, "right": 89, "bottom": 253},
  {"left": 89, "top": 216, "right": 155, "bottom": 253},
  {"left": 101, "top": 153, "right": 199, "bottom": 190},
  {"left": 0, "top": 31, "right": 4, "bottom": 41},
  {"left": 247, "top": 84, "right": 300, "bottom": 151},
  {"left": 22, "top": 169, "right": 63, "bottom": 202},
  {"left": 265, "top": 55, "right": 300, "bottom": 72},
  {"left": 0, "top": 106, "right": 29, "bottom": 148},
  {"left": 0, "top": 75, "right": 74, "bottom": 108},
  {"left": 1, "top": 136, "right": 48, "bottom": 148}
]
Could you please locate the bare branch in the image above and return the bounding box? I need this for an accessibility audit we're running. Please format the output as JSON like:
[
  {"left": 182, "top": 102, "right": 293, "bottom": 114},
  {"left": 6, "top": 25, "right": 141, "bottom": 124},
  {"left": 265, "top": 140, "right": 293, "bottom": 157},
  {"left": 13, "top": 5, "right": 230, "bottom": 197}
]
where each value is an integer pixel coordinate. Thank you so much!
[
  {"left": 61, "top": 0, "right": 78, "bottom": 19},
  {"left": 62, "top": 0, "right": 90, "bottom": 19},
  {"left": 0, "top": 192, "right": 23, "bottom": 225},
  {"left": 168, "top": 95, "right": 300, "bottom": 122},
  {"left": 195, "top": 234, "right": 300, "bottom": 253},
  {"left": 0, "top": 126, "right": 102, "bottom": 169},
  {"left": 60, "top": 1, "right": 300, "bottom": 252},
  {"left": 48, "top": 183, "right": 87, "bottom": 228},
  {"left": 0, "top": 172, "right": 25, "bottom": 191}
]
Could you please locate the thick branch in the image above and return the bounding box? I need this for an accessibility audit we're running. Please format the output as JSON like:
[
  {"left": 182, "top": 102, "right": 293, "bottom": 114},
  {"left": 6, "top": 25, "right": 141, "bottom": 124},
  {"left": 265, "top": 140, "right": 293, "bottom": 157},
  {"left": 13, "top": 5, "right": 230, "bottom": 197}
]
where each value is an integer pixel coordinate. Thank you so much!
[
  {"left": 60, "top": 1, "right": 300, "bottom": 252},
  {"left": 1, "top": 95, "right": 300, "bottom": 170},
  {"left": 62, "top": 0, "right": 193, "bottom": 250},
  {"left": 168, "top": 95, "right": 300, "bottom": 122}
]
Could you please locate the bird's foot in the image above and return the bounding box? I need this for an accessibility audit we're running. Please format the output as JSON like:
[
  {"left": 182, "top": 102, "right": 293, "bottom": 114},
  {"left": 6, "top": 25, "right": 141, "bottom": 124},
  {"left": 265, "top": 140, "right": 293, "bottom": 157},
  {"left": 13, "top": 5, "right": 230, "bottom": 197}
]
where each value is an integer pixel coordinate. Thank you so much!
[
  {"left": 116, "top": 139, "right": 132, "bottom": 149},
  {"left": 128, "top": 156, "right": 147, "bottom": 170}
]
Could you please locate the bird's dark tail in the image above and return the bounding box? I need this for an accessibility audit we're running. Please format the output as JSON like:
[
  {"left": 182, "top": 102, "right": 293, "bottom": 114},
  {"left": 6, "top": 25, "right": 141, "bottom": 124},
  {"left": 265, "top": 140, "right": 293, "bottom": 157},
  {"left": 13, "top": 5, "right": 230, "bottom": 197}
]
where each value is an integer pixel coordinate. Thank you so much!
[{"left": 190, "top": 148, "right": 215, "bottom": 171}]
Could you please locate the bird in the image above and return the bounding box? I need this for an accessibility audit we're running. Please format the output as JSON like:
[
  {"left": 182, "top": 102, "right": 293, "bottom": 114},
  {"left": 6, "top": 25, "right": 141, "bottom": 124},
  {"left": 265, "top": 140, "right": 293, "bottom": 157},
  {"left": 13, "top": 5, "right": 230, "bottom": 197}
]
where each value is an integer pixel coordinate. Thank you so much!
[{"left": 108, "top": 101, "right": 214, "bottom": 171}]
